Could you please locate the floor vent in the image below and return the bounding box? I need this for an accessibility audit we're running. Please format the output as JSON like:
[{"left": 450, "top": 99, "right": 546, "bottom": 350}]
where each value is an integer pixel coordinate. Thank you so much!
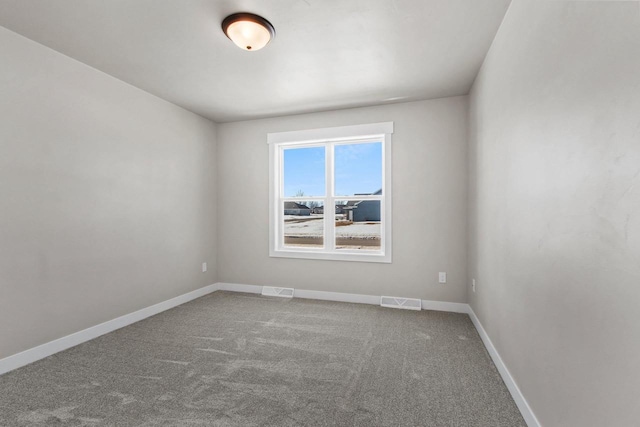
[
  {"left": 380, "top": 296, "right": 422, "bottom": 311},
  {"left": 261, "top": 286, "right": 294, "bottom": 298}
]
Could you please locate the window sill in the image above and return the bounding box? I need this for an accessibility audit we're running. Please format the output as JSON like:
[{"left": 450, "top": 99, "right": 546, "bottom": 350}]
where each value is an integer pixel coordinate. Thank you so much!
[{"left": 270, "top": 248, "right": 391, "bottom": 263}]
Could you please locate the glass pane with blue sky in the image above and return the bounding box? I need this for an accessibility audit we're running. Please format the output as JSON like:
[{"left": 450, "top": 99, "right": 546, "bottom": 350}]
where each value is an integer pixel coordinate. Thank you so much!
[
  {"left": 335, "top": 142, "right": 382, "bottom": 197},
  {"left": 283, "top": 146, "right": 325, "bottom": 197}
]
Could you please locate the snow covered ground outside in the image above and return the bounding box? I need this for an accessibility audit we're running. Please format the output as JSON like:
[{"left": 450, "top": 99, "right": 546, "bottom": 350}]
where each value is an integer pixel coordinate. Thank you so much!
[{"left": 284, "top": 217, "right": 380, "bottom": 238}]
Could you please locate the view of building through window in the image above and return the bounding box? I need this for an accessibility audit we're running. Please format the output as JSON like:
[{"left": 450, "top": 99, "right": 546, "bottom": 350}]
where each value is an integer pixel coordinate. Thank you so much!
[{"left": 282, "top": 142, "right": 382, "bottom": 251}]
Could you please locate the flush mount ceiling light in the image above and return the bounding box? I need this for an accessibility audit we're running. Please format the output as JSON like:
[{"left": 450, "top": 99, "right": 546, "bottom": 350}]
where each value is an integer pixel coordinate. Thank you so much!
[{"left": 222, "top": 13, "right": 275, "bottom": 51}]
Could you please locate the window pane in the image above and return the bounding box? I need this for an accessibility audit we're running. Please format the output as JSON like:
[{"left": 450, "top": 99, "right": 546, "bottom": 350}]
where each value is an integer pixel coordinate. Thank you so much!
[
  {"left": 334, "top": 142, "right": 382, "bottom": 197},
  {"left": 283, "top": 146, "right": 325, "bottom": 197},
  {"left": 283, "top": 202, "right": 324, "bottom": 248},
  {"left": 335, "top": 200, "right": 381, "bottom": 251}
]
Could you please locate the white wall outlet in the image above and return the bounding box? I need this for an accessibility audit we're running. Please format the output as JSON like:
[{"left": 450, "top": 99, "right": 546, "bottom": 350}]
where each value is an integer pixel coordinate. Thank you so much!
[
  {"left": 202, "top": 262, "right": 207, "bottom": 273},
  {"left": 438, "top": 272, "right": 447, "bottom": 283},
  {"left": 472, "top": 278, "right": 476, "bottom": 293}
]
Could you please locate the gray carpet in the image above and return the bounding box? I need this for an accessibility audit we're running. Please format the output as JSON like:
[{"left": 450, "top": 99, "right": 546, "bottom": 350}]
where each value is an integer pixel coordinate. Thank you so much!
[{"left": 0, "top": 291, "right": 525, "bottom": 426}]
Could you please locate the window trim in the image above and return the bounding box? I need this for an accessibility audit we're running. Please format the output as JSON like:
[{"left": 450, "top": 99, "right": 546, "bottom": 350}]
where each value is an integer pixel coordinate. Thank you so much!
[{"left": 268, "top": 122, "right": 393, "bottom": 263}]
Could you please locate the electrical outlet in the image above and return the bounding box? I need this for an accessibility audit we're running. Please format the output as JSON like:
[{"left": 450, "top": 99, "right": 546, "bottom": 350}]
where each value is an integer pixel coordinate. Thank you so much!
[
  {"left": 202, "top": 262, "right": 207, "bottom": 273},
  {"left": 472, "top": 279, "right": 476, "bottom": 293},
  {"left": 438, "top": 272, "right": 447, "bottom": 284}
]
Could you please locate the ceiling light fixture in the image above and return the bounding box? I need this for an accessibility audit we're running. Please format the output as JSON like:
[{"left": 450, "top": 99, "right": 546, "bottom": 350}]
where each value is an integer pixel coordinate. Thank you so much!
[{"left": 221, "top": 12, "right": 275, "bottom": 51}]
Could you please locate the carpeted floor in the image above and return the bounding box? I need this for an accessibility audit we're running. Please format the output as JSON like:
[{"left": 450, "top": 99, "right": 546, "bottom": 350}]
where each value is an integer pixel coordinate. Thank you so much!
[{"left": 0, "top": 291, "right": 525, "bottom": 426}]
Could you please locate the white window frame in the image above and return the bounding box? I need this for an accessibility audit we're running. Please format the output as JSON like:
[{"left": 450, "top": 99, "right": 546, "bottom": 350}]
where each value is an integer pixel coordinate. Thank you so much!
[{"left": 268, "top": 122, "right": 393, "bottom": 263}]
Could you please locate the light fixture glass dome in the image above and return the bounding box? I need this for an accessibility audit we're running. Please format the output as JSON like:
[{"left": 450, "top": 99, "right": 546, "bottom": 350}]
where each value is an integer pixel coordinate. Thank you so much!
[{"left": 222, "top": 13, "right": 275, "bottom": 51}]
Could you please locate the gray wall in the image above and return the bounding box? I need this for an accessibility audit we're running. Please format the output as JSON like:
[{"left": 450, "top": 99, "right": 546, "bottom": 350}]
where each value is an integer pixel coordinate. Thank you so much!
[
  {"left": 217, "top": 97, "right": 468, "bottom": 303},
  {"left": 0, "top": 27, "right": 218, "bottom": 359},
  {"left": 468, "top": 2, "right": 640, "bottom": 426}
]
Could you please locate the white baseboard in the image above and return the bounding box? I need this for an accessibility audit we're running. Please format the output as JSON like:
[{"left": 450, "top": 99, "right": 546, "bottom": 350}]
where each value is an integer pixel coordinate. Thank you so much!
[
  {"left": 217, "top": 282, "right": 262, "bottom": 294},
  {"left": 216, "top": 282, "right": 466, "bottom": 313},
  {"left": 0, "top": 283, "right": 219, "bottom": 376},
  {"left": 217, "top": 282, "right": 379, "bottom": 305},
  {"left": 467, "top": 307, "right": 540, "bottom": 427},
  {"left": 421, "top": 299, "right": 469, "bottom": 313}
]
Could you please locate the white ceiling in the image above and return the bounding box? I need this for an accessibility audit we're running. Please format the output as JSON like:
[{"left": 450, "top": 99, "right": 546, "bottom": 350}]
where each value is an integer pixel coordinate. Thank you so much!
[{"left": 0, "top": 0, "right": 511, "bottom": 122}]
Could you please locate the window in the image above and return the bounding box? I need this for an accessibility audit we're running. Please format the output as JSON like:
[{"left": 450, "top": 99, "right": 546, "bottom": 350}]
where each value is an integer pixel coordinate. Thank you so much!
[{"left": 268, "top": 122, "right": 393, "bottom": 263}]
